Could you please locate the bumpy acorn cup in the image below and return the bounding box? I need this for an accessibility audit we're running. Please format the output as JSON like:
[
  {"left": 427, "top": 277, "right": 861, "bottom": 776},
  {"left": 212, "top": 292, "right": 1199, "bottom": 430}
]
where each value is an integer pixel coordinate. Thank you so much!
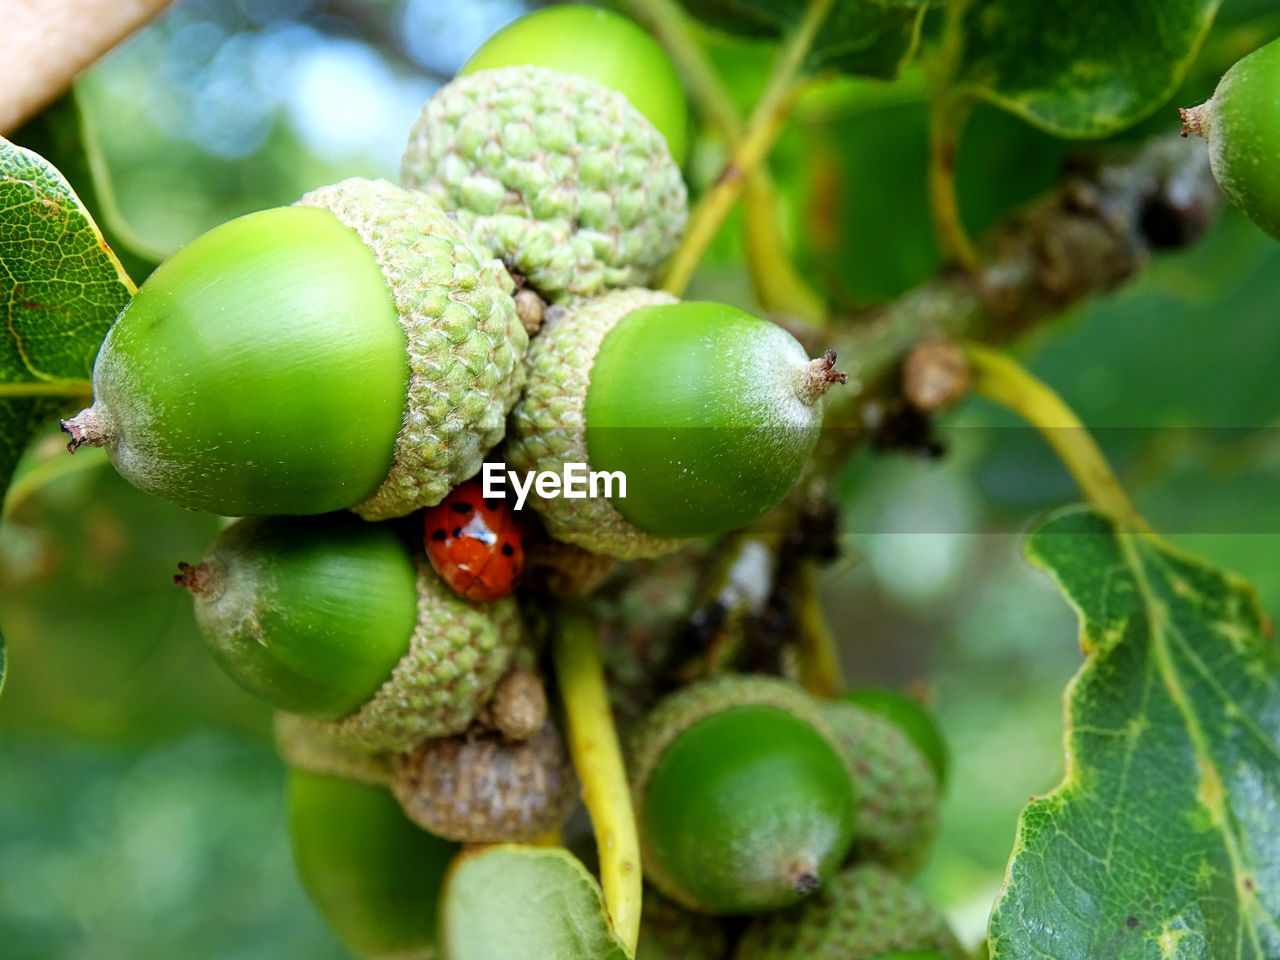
[
  {"left": 391, "top": 721, "right": 578, "bottom": 843},
  {"left": 288, "top": 769, "right": 458, "bottom": 960},
  {"left": 505, "top": 290, "right": 846, "bottom": 560},
  {"left": 1182, "top": 36, "right": 1280, "bottom": 241},
  {"left": 401, "top": 65, "right": 687, "bottom": 301},
  {"left": 821, "top": 701, "right": 941, "bottom": 876},
  {"left": 629, "top": 675, "right": 857, "bottom": 915},
  {"left": 62, "top": 177, "right": 526, "bottom": 519},
  {"left": 733, "top": 862, "right": 965, "bottom": 960},
  {"left": 636, "top": 891, "right": 731, "bottom": 960},
  {"left": 177, "top": 513, "right": 522, "bottom": 752},
  {"left": 844, "top": 687, "right": 949, "bottom": 788}
]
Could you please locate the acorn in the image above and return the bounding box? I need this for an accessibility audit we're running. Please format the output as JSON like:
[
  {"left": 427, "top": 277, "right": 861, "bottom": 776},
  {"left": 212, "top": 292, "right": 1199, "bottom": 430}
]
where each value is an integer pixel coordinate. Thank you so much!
[
  {"left": 176, "top": 512, "right": 523, "bottom": 752},
  {"left": 390, "top": 721, "right": 579, "bottom": 843},
  {"left": 821, "top": 700, "right": 940, "bottom": 876},
  {"left": 62, "top": 177, "right": 527, "bottom": 519},
  {"left": 733, "top": 862, "right": 965, "bottom": 960},
  {"left": 1181, "top": 36, "right": 1280, "bottom": 240},
  {"left": 505, "top": 290, "right": 847, "bottom": 560},
  {"left": 288, "top": 769, "right": 458, "bottom": 960},
  {"left": 401, "top": 65, "right": 687, "bottom": 301},
  {"left": 629, "top": 675, "right": 857, "bottom": 915}
]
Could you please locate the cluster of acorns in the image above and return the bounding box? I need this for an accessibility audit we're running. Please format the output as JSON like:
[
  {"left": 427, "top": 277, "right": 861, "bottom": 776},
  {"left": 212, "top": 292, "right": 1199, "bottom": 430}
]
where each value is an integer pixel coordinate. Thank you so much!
[{"left": 60, "top": 6, "right": 959, "bottom": 959}]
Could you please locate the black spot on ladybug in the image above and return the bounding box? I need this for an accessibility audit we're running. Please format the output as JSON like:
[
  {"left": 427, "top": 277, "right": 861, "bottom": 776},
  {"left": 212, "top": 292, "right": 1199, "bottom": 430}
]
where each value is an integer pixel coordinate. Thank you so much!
[
  {"left": 501, "top": 543, "right": 515, "bottom": 556},
  {"left": 485, "top": 498, "right": 503, "bottom": 511},
  {"left": 452, "top": 527, "right": 463, "bottom": 538},
  {"left": 451, "top": 501, "right": 473, "bottom": 514},
  {"left": 430, "top": 529, "right": 447, "bottom": 541}
]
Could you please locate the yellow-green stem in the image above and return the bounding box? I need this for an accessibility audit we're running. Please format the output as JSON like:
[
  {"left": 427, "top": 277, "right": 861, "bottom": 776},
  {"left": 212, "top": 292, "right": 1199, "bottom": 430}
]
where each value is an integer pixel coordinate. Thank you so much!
[
  {"left": 552, "top": 614, "right": 642, "bottom": 953},
  {"left": 927, "top": 90, "right": 979, "bottom": 272},
  {"left": 964, "top": 344, "right": 1148, "bottom": 531},
  {"left": 794, "top": 562, "right": 844, "bottom": 698},
  {"left": 2, "top": 443, "right": 108, "bottom": 519},
  {"left": 660, "top": 0, "right": 834, "bottom": 296},
  {"left": 622, "top": 0, "right": 741, "bottom": 139},
  {"left": 0, "top": 378, "right": 92, "bottom": 399},
  {"left": 743, "top": 171, "right": 829, "bottom": 325}
]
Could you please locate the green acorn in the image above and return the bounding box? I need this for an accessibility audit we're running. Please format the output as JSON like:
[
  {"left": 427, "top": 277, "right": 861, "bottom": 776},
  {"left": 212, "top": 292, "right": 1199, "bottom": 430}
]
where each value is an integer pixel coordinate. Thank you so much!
[
  {"left": 1182, "top": 36, "right": 1280, "bottom": 241},
  {"left": 177, "top": 513, "right": 522, "bottom": 752},
  {"left": 505, "top": 290, "right": 846, "bottom": 559},
  {"left": 390, "top": 721, "right": 578, "bottom": 843},
  {"left": 733, "top": 862, "right": 965, "bottom": 960},
  {"left": 821, "top": 701, "right": 940, "bottom": 876},
  {"left": 629, "top": 675, "right": 857, "bottom": 915},
  {"left": 62, "top": 177, "right": 526, "bottom": 519},
  {"left": 401, "top": 65, "right": 687, "bottom": 301},
  {"left": 288, "top": 769, "right": 457, "bottom": 960}
]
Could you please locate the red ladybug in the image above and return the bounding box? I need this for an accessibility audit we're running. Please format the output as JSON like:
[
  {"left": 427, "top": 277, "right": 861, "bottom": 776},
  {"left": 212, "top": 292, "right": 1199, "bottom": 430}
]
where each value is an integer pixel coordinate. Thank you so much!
[{"left": 424, "top": 480, "right": 523, "bottom": 601}]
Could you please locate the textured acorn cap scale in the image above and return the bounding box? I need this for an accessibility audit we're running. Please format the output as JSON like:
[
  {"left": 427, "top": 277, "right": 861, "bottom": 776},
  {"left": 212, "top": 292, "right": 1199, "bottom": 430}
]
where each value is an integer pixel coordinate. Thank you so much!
[
  {"left": 391, "top": 721, "right": 578, "bottom": 843},
  {"left": 734, "top": 862, "right": 965, "bottom": 960},
  {"left": 401, "top": 65, "right": 687, "bottom": 301},
  {"left": 329, "top": 558, "right": 525, "bottom": 752},
  {"left": 822, "top": 701, "right": 941, "bottom": 875},
  {"left": 63, "top": 177, "right": 527, "bottom": 520}
]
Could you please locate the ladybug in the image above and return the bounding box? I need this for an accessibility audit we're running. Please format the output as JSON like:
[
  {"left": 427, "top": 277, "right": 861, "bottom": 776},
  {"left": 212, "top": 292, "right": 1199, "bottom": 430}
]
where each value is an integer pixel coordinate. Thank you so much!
[{"left": 424, "top": 479, "right": 523, "bottom": 601}]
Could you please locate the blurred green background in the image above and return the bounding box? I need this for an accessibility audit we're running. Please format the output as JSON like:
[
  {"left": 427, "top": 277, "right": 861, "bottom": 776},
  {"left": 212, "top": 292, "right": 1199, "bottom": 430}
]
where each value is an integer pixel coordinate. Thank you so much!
[{"left": 3, "top": 0, "right": 1279, "bottom": 957}]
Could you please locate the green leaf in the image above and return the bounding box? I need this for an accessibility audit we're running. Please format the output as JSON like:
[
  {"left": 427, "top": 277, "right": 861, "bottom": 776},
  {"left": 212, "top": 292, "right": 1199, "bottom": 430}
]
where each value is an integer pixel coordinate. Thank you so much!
[
  {"left": 682, "top": 0, "right": 928, "bottom": 79},
  {"left": 950, "top": 0, "right": 1223, "bottom": 137},
  {"left": 0, "top": 136, "right": 132, "bottom": 495},
  {"left": 990, "top": 507, "right": 1280, "bottom": 959},
  {"left": 441, "top": 845, "right": 632, "bottom": 960}
]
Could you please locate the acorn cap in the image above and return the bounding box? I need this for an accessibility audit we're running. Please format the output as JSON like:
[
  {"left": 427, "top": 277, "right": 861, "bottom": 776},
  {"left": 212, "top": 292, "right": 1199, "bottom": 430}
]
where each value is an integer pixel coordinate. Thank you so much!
[
  {"left": 299, "top": 178, "right": 527, "bottom": 520},
  {"left": 329, "top": 557, "right": 525, "bottom": 752},
  {"left": 391, "top": 722, "right": 578, "bottom": 843},
  {"left": 401, "top": 65, "right": 687, "bottom": 301},
  {"left": 274, "top": 712, "right": 393, "bottom": 787},
  {"left": 733, "top": 862, "right": 965, "bottom": 960},
  {"left": 505, "top": 288, "right": 683, "bottom": 560},
  {"left": 629, "top": 675, "right": 857, "bottom": 914},
  {"left": 636, "top": 891, "right": 730, "bottom": 960},
  {"left": 821, "top": 702, "right": 941, "bottom": 876}
]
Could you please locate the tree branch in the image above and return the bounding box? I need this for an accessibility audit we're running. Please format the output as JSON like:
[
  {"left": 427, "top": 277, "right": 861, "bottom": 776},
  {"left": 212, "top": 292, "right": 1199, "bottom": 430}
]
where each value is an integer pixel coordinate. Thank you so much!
[{"left": 815, "top": 133, "right": 1222, "bottom": 462}]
